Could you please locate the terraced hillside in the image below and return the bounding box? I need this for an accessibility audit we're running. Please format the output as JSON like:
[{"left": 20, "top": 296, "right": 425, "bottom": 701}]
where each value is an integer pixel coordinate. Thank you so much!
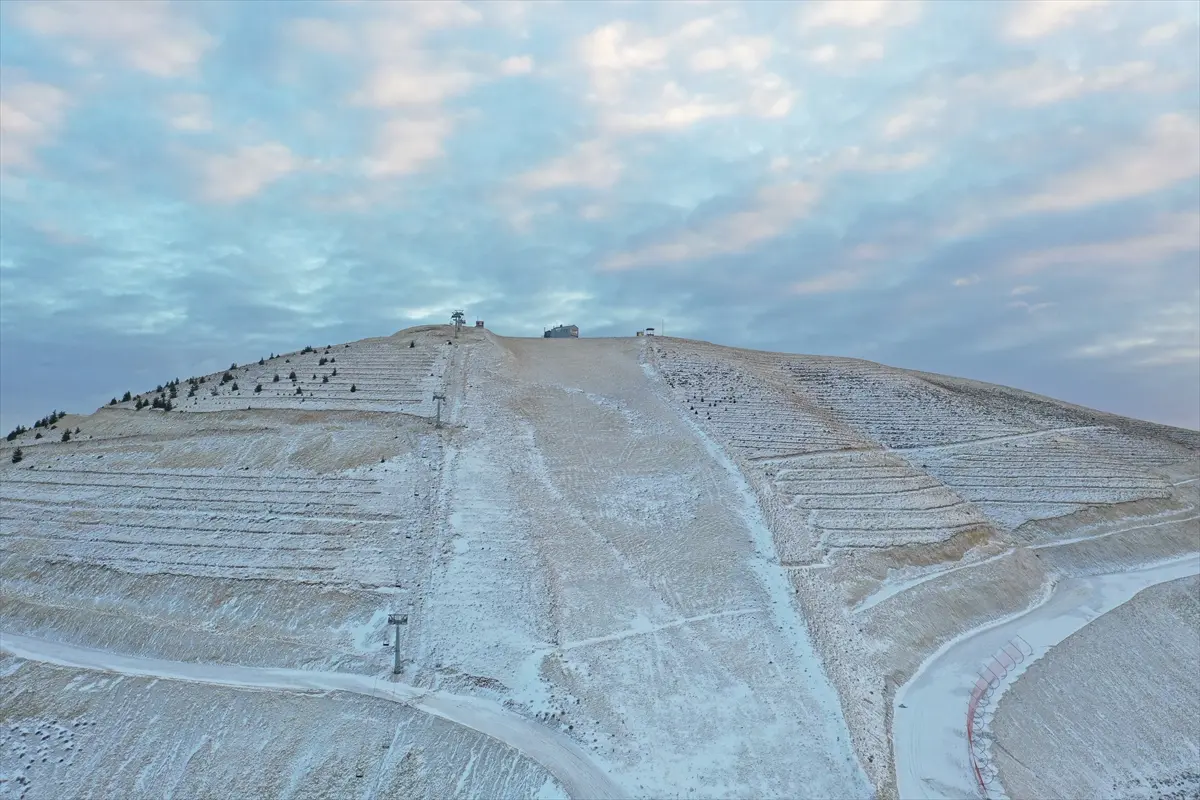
[
  {"left": 2, "top": 328, "right": 1196, "bottom": 800},
  {"left": 646, "top": 338, "right": 1199, "bottom": 797}
]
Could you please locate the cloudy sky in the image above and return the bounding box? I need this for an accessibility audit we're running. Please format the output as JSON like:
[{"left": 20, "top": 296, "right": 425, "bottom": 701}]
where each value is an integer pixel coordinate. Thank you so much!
[{"left": 1, "top": 0, "right": 1198, "bottom": 434}]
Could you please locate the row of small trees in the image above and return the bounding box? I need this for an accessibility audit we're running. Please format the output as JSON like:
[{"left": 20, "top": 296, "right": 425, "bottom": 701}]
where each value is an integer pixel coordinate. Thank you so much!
[
  {"left": 7, "top": 410, "right": 66, "bottom": 441},
  {"left": 9, "top": 343, "right": 362, "bottom": 445}
]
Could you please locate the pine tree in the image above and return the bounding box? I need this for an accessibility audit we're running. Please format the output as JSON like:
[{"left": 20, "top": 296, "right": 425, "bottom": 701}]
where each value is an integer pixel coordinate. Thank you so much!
[
  {"left": 122, "top": 391, "right": 132, "bottom": 402},
  {"left": 350, "top": 384, "right": 357, "bottom": 393},
  {"left": 61, "top": 430, "right": 71, "bottom": 442},
  {"left": 11, "top": 447, "right": 23, "bottom": 463},
  {"left": 273, "top": 374, "right": 280, "bottom": 382},
  {"left": 255, "top": 384, "right": 263, "bottom": 393}
]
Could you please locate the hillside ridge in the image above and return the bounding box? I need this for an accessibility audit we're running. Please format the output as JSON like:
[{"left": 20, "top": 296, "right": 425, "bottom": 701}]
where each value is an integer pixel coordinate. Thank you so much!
[{"left": 2, "top": 325, "right": 1197, "bottom": 799}]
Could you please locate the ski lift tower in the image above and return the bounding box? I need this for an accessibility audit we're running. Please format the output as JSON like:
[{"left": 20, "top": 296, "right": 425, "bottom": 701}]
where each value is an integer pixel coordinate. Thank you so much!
[
  {"left": 451, "top": 309, "right": 465, "bottom": 337},
  {"left": 387, "top": 613, "right": 407, "bottom": 674},
  {"left": 433, "top": 393, "right": 446, "bottom": 428}
]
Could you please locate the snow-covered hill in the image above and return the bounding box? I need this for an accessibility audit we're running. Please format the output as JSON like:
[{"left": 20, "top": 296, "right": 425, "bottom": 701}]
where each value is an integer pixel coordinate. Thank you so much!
[{"left": 2, "top": 326, "right": 1197, "bottom": 800}]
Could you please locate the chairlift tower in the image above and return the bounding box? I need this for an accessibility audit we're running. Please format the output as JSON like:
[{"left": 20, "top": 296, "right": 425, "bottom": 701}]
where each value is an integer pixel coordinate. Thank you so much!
[
  {"left": 433, "top": 393, "right": 446, "bottom": 428},
  {"left": 387, "top": 613, "right": 407, "bottom": 674}
]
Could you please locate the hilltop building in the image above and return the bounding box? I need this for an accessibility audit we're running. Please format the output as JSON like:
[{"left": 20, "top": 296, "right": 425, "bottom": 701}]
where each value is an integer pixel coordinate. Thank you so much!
[{"left": 544, "top": 324, "right": 579, "bottom": 339}]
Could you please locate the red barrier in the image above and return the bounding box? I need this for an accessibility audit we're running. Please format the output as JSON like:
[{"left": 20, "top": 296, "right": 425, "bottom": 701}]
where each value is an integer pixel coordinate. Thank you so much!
[{"left": 966, "top": 636, "right": 1033, "bottom": 799}]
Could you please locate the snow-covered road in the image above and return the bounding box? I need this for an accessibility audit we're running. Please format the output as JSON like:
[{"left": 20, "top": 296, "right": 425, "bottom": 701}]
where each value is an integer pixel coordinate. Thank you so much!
[
  {"left": 0, "top": 632, "right": 627, "bottom": 800},
  {"left": 892, "top": 553, "right": 1200, "bottom": 800}
]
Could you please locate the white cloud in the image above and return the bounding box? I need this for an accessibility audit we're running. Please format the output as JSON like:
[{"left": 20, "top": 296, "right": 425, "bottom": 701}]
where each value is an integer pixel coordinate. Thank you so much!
[
  {"left": 1007, "top": 300, "right": 1056, "bottom": 313},
  {"left": 1009, "top": 212, "right": 1200, "bottom": 273},
  {"left": 791, "top": 270, "right": 864, "bottom": 295},
  {"left": 288, "top": 2, "right": 483, "bottom": 180},
  {"left": 287, "top": 18, "right": 355, "bottom": 54},
  {"left": 798, "top": 0, "right": 922, "bottom": 30},
  {"left": 363, "top": 115, "right": 454, "bottom": 177},
  {"left": 1140, "top": 21, "right": 1184, "bottom": 46},
  {"left": 200, "top": 142, "right": 300, "bottom": 202},
  {"left": 689, "top": 36, "right": 772, "bottom": 72},
  {"left": 953, "top": 274, "right": 980, "bottom": 287},
  {"left": 0, "top": 80, "right": 68, "bottom": 169},
  {"left": 351, "top": 61, "right": 476, "bottom": 108},
  {"left": 1001, "top": 0, "right": 1107, "bottom": 40},
  {"left": 1011, "top": 285, "right": 1038, "bottom": 296},
  {"left": 165, "top": 93, "right": 212, "bottom": 132},
  {"left": 15, "top": 0, "right": 213, "bottom": 77},
  {"left": 805, "top": 40, "right": 886, "bottom": 69},
  {"left": 580, "top": 21, "right": 673, "bottom": 81},
  {"left": 594, "top": 135, "right": 929, "bottom": 271},
  {"left": 807, "top": 44, "right": 839, "bottom": 64},
  {"left": 602, "top": 181, "right": 820, "bottom": 270},
  {"left": 1016, "top": 114, "right": 1200, "bottom": 214},
  {"left": 515, "top": 139, "right": 623, "bottom": 191},
  {"left": 880, "top": 95, "right": 947, "bottom": 140},
  {"left": 500, "top": 55, "right": 535, "bottom": 75},
  {"left": 578, "top": 17, "right": 794, "bottom": 133},
  {"left": 946, "top": 114, "right": 1200, "bottom": 238},
  {"left": 829, "top": 145, "right": 931, "bottom": 172},
  {"left": 580, "top": 203, "right": 607, "bottom": 220},
  {"left": 958, "top": 60, "right": 1158, "bottom": 108},
  {"left": 855, "top": 41, "right": 886, "bottom": 61},
  {"left": 1073, "top": 298, "right": 1199, "bottom": 366}
]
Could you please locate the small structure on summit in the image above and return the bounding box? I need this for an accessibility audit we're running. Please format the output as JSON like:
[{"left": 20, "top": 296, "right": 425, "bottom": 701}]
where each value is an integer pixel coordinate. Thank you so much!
[
  {"left": 475, "top": 320, "right": 484, "bottom": 328},
  {"left": 544, "top": 324, "right": 579, "bottom": 339}
]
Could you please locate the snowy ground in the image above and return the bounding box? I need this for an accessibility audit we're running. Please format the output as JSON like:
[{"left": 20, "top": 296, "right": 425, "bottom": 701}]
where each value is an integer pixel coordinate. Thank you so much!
[
  {"left": 0, "top": 652, "right": 567, "bottom": 800},
  {"left": 892, "top": 554, "right": 1200, "bottom": 800},
  {"left": 0, "top": 632, "right": 615, "bottom": 799},
  {"left": 1, "top": 328, "right": 1197, "bottom": 799},
  {"left": 990, "top": 573, "right": 1200, "bottom": 800}
]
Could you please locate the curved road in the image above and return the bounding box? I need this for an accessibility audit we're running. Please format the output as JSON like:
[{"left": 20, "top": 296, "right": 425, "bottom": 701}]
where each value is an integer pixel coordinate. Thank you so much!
[
  {"left": 892, "top": 553, "right": 1200, "bottom": 800},
  {"left": 0, "top": 631, "right": 627, "bottom": 800}
]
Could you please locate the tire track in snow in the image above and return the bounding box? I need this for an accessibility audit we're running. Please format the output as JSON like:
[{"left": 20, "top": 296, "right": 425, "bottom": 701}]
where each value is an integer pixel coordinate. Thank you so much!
[
  {"left": 0, "top": 632, "right": 626, "bottom": 800},
  {"left": 556, "top": 607, "right": 764, "bottom": 652}
]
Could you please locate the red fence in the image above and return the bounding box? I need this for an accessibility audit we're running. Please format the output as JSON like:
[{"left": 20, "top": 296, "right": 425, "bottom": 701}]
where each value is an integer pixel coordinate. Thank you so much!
[{"left": 966, "top": 636, "right": 1033, "bottom": 798}]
